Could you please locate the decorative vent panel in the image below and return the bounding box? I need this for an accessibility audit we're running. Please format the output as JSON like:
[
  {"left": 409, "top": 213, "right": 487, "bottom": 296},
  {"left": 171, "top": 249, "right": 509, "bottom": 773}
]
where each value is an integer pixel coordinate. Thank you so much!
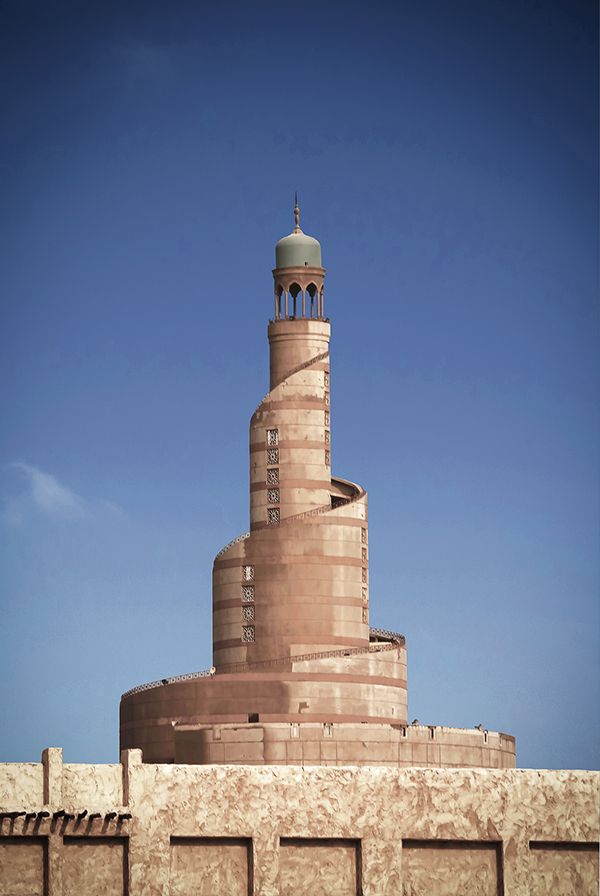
[
  {"left": 362, "top": 608, "right": 368, "bottom": 623},
  {"left": 324, "top": 430, "right": 330, "bottom": 444},
  {"left": 242, "top": 585, "right": 255, "bottom": 602},
  {"left": 267, "top": 468, "right": 279, "bottom": 484},
  {"left": 362, "top": 548, "right": 368, "bottom": 562},
  {"left": 267, "top": 508, "right": 280, "bottom": 524},
  {"left": 362, "top": 568, "right": 368, "bottom": 583},
  {"left": 324, "top": 411, "right": 330, "bottom": 426},
  {"left": 361, "top": 528, "right": 367, "bottom": 544},
  {"left": 242, "top": 605, "right": 255, "bottom": 621},
  {"left": 267, "top": 488, "right": 280, "bottom": 504},
  {"left": 324, "top": 372, "right": 330, "bottom": 387},
  {"left": 242, "top": 565, "right": 254, "bottom": 582},
  {"left": 325, "top": 450, "right": 330, "bottom": 466},
  {"left": 362, "top": 587, "right": 368, "bottom": 603},
  {"left": 267, "top": 448, "right": 279, "bottom": 464},
  {"left": 267, "top": 428, "right": 279, "bottom": 446},
  {"left": 242, "top": 625, "right": 255, "bottom": 642},
  {"left": 324, "top": 392, "right": 330, "bottom": 405}
]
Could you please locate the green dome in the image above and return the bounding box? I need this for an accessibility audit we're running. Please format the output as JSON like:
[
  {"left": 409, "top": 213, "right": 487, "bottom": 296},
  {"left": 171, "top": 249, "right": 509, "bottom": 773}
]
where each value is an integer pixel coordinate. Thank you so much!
[{"left": 275, "top": 228, "right": 322, "bottom": 269}]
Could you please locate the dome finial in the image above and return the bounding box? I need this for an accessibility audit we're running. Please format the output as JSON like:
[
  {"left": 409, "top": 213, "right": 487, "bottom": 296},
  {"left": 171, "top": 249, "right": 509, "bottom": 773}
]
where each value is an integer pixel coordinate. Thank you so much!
[{"left": 294, "top": 192, "right": 300, "bottom": 231}]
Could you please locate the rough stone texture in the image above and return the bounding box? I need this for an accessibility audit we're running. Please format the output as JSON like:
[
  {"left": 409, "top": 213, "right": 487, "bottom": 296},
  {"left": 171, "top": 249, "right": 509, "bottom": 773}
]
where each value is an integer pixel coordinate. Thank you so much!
[
  {"left": 528, "top": 843, "right": 599, "bottom": 896},
  {"left": 63, "top": 763, "right": 122, "bottom": 809},
  {"left": 62, "top": 837, "right": 126, "bottom": 896},
  {"left": 0, "top": 763, "right": 43, "bottom": 809},
  {"left": 169, "top": 838, "right": 250, "bottom": 896},
  {"left": 0, "top": 750, "right": 597, "bottom": 894},
  {"left": 0, "top": 837, "right": 46, "bottom": 895},
  {"left": 402, "top": 841, "right": 501, "bottom": 895},
  {"left": 279, "top": 838, "right": 358, "bottom": 896}
]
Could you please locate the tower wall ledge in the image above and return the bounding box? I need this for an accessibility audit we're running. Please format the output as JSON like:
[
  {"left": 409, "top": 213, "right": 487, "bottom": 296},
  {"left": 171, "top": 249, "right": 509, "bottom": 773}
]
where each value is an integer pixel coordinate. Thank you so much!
[{"left": 172, "top": 721, "right": 517, "bottom": 769}]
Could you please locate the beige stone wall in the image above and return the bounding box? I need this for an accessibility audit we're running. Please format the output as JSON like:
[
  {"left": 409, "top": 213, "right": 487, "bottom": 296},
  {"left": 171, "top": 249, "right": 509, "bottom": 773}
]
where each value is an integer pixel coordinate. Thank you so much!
[
  {"left": 0, "top": 748, "right": 597, "bottom": 895},
  {"left": 279, "top": 838, "right": 358, "bottom": 896},
  {"left": 267, "top": 318, "right": 329, "bottom": 390},
  {"left": 212, "top": 503, "right": 373, "bottom": 668},
  {"left": 120, "top": 650, "right": 409, "bottom": 763},
  {"left": 0, "top": 762, "right": 43, "bottom": 808},
  {"left": 0, "top": 837, "right": 46, "bottom": 895},
  {"left": 402, "top": 840, "right": 501, "bottom": 895},
  {"left": 169, "top": 837, "right": 251, "bottom": 896},
  {"left": 62, "top": 837, "right": 126, "bottom": 896},
  {"left": 62, "top": 763, "right": 122, "bottom": 809},
  {"left": 528, "top": 843, "right": 599, "bottom": 896},
  {"left": 173, "top": 722, "right": 515, "bottom": 769}
]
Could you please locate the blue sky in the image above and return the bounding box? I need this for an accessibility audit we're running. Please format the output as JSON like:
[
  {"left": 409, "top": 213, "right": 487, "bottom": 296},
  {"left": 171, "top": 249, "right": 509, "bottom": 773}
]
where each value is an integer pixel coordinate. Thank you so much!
[{"left": 1, "top": 0, "right": 598, "bottom": 769}]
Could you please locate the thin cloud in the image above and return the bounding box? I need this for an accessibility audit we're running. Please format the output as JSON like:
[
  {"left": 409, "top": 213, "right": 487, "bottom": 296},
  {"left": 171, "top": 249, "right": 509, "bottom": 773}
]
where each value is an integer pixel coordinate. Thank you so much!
[
  {"left": 1, "top": 462, "right": 123, "bottom": 527},
  {"left": 11, "top": 462, "right": 86, "bottom": 519}
]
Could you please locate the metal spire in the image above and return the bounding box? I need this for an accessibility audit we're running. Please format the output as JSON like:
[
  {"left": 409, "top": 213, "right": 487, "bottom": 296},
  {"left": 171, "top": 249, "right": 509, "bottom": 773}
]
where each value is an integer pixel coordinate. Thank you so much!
[{"left": 294, "top": 192, "right": 300, "bottom": 231}]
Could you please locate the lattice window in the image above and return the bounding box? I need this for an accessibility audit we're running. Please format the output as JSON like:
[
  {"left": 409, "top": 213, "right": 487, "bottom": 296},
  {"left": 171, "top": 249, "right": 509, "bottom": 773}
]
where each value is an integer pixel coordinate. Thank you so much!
[
  {"left": 267, "top": 468, "right": 279, "bottom": 484},
  {"left": 325, "top": 450, "right": 330, "bottom": 467},
  {"left": 242, "top": 585, "right": 255, "bottom": 602},
  {"left": 242, "top": 625, "right": 255, "bottom": 642},
  {"left": 324, "top": 411, "right": 330, "bottom": 426},
  {"left": 362, "top": 586, "right": 368, "bottom": 603},
  {"left": 324, "top": 372, "right": 330, "bottom": 387},
  {"left": 267, "top": 448, "right": 279, "bottom": 464},
  {"left": 242, "top": 605, "right": 255, "bottom": 621},
  {"left": 361, "top": 528, "right": 367, "bottom": 544},
  {"left": 362, "top": 547, "right": 368, "bottom": 562},
  {"left": 362, "top": 568, "right": 367, "bottom": 583},
  {"left": 267, "top": 488, "right": 280, "bottom": 504},
  {"left": 242, "top": 565, "right": 254, "bottom": 582},
  {"left": 324, "top": 430, "right": 330, "bottom": 444},
  {"left": 362, "top": 608, "right": 368, "bottom": 624},
  {"left": 266, "top": 428, "right": 278, "bottom": 446},
  {"left": 267, "top": 508, "right": 280, "bottom": 524},
  {"left": 324, "top": 392, "right": 330, "bottom": 405}
]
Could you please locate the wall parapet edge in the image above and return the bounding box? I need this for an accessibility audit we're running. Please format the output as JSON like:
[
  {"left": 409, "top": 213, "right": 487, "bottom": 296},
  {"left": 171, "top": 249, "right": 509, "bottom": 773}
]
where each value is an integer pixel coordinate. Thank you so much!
[{"left": 1, "top": 751, "right": 598, "bottom": 896}]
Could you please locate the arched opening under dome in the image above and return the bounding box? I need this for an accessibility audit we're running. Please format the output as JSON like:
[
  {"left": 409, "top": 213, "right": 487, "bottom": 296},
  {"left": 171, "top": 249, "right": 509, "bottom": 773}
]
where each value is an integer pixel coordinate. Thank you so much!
[
  {"left": 274, "top": 285, "right": 284, "bottom": 321},
  {"left": 273, "top": 280, "right": 324, "bottom": 320},
  {"left": 306, "top": 283, "right": 317, "bottom": 319},
  {"left": 289, "top": 283, "right": 301, "bottom": 319}
]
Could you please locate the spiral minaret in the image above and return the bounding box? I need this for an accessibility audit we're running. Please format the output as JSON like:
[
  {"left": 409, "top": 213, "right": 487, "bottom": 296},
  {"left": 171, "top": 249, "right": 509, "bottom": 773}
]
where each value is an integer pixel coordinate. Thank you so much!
[{"left": 119, "top": 202, "right": 515, "bottom": 769}]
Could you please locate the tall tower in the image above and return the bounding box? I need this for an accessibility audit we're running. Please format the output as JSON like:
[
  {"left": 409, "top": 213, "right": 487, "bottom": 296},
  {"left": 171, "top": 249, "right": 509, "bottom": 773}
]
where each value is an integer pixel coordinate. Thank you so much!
[
  {"left": 213, "top": 198, "right": 376, "bottom": 668},
  {"left": 119, "top": 202, "right": 515, "bottom": 769}
]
